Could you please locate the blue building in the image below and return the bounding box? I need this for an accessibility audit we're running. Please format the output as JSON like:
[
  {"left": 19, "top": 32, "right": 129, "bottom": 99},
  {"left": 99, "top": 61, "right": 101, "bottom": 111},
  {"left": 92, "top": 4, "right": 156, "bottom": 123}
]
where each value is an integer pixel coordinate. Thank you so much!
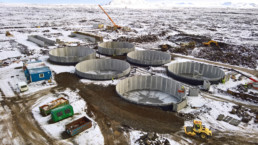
[{"left": 24, "top": 61, "right": 52, "bottom": 82}]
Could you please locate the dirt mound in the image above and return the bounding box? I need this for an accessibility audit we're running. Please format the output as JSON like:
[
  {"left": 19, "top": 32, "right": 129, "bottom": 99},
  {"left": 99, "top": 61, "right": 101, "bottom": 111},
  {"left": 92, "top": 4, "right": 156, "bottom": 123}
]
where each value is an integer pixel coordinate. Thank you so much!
[
  {"left": 198, "top": 45, "right": 257, "bottom": 68},
  {"left": 227, "top": 89, "right": 258, "bottom": 103},
  {"left": 135, "top": 133, "right": 170, "bottom": 145},
  {"left": 54, "top": 73, "right": 80, "bottom": 87},
  {"left": 114, "top": 35, "right": 159, "bottom": 43},
  {"left": 168, "top": 33, "right": 257, "bottom": 68},
  {"left": 168, "top": 33, "right": 210, "bottom": 46}
]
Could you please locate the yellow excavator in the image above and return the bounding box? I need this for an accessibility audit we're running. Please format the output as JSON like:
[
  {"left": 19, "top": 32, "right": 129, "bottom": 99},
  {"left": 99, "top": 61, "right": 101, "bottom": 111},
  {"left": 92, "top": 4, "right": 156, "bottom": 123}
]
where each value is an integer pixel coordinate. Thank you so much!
[
  {"left": 203, "top": 40, "right": 219, "bottom": 47},
  {"left": 184, "top": 120, "right": 212, "bottom": 139}
]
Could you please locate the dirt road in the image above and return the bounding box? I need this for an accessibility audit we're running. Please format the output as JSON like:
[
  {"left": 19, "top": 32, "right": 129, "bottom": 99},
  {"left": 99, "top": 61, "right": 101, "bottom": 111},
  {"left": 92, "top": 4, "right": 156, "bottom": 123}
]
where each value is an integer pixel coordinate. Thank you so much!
[
  {"left": 1, "top": 72, "right": 257, "bottom": 145},
  {"left": 55, "top": 72, "right": 184, "bottom": 144},
  {"left": 0, "top": 88, "right": 55, "bottom": 145}
]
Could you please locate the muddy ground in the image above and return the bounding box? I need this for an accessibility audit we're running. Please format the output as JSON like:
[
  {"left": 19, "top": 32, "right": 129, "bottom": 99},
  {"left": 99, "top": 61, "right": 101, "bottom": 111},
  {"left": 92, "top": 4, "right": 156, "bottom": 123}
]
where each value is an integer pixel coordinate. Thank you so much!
[{"left": 1, "top": 72, "right": 258, "bottom": 145}]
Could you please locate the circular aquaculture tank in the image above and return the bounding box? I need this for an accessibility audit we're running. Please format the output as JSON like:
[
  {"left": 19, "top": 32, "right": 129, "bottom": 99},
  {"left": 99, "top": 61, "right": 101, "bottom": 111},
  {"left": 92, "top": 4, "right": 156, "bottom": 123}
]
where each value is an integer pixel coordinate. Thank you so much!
[
  {"left": 75, "top": 59, "right": 131, "bottom": 80},
  {"left": 116, "top": 76, "right": 187, "bottom": 111},
  {"left": 127, "top": 50, "right": 171, "bottom": 66},
  {"left": 167, "top": 61, "right": 225, "bottom": 85},
  {"left": 98, "top": 42, "right": 135, "bottom": 56},
  {"left": 49, "top": 46, "right": 95, "bottom": 64}
]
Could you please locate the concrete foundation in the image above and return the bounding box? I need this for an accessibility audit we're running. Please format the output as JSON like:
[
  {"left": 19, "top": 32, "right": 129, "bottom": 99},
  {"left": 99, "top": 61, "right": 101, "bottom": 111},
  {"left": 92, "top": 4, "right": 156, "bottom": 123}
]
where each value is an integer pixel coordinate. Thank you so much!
[
  {"left": 116, "top": 75, "right": 187, "bottom": 111},
  {"left": 49, "top": 46, "right": 95, "bottom": 64},
  {"left": 168, "top": 61, "right": 225, "bottom": 85},
  {"left": 28, "top": 35, "right": 55, "bottom": 47},
  {"left": 127, "top": 50, "right": 171, "bottom": 66},
  {"left": 75, "top": 59, "right": 131, "bottom": 80},
  {"left": 98, "top": 42, "right": 135, "bottom": 56},
  {"left": 70, "top": 31, "right": 103, "bottom": 43}
]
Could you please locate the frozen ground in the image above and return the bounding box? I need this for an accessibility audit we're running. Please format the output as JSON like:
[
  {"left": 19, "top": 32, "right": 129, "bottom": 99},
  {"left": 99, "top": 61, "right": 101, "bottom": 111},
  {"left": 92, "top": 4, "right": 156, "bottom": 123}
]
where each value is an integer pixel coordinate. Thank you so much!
[{"left": 0, "top": 3, "right": 258, "bottom": 145}]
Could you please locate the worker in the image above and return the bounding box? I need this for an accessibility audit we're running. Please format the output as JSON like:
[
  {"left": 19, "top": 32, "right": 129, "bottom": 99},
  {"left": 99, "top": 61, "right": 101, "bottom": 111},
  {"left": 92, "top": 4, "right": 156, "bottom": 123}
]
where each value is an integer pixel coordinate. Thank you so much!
[
  {"left": 112, "top": 77, "right": 114, "bottom": 83},
  {"left": 181, "top": 86, "right": 185, "bottom": 92},
  {"left": 178, "top": 86, "right": 185, "bottom": 93}
]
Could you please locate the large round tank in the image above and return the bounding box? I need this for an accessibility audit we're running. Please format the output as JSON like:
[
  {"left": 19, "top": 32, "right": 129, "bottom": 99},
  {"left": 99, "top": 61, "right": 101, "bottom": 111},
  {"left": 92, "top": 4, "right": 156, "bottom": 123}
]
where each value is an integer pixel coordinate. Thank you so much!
[
  {"left": 127, "top": 50, "right": 171, "bottom": 66},
  {"left": 49, "top": 46, "right": 95, "bottom": 64},
  {"left": 116, "top": 75, "right": 187, "bottom": 111},
  {"left": 167, "top": 61, "right": 225, "bottom": 85},
  {"left": 98, "top": 42, "right": 135, "bottom": 56},
  {"left": 75, "top": 59, "right": 131, "bottom": 80}
]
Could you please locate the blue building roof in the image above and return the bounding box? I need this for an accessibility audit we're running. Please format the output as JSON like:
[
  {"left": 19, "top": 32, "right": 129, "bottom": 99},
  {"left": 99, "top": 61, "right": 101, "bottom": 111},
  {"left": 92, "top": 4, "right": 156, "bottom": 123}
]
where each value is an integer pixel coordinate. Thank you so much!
[{"left": 28, "top": 66, "right": 51, "bottom": 74}]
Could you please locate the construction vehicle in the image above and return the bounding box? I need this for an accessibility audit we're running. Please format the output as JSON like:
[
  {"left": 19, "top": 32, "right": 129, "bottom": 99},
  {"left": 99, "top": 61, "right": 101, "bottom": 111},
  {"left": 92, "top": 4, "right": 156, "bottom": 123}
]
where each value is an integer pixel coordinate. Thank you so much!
[
  {"left": 6, "top": 31, "right": 13, "bottom": 37},
  {"left": 203, "top": 40, "right": 219, "bottom": 47},
  {"left": 230, "top": 69, "right": 258, "bottom": 90},
  {"left": 98, "top": 5, "right": 121, "bottom": 29},
  {"left": 184, "top": 120, "right": 212, "bottom": 139}
]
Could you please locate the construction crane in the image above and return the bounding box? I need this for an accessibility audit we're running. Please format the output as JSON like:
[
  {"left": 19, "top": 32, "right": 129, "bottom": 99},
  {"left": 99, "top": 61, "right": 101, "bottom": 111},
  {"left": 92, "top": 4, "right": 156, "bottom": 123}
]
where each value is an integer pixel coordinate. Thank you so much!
[{"left": 98, "top": 4, "right": 121, "bottom": 29}]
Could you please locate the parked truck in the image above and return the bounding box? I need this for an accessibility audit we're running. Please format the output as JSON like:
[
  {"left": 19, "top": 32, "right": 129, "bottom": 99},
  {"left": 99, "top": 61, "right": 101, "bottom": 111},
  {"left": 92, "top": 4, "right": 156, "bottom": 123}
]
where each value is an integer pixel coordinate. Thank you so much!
[
  {"left": 39, "top": 97, "right": 69, "bottom": 116},
  {"left": 66, "top": 116, "right": 92, "bottom": 136}
]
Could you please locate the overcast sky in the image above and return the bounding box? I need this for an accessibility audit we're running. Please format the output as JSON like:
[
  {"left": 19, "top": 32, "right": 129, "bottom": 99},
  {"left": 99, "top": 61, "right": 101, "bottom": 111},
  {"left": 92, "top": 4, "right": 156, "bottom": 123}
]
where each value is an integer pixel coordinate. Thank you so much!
[
  {"left": 0, "top": 0, "right": 111, "bottom": 4},
  {"left": 1, "top": 0, "right": 257, "bottom": 5}
]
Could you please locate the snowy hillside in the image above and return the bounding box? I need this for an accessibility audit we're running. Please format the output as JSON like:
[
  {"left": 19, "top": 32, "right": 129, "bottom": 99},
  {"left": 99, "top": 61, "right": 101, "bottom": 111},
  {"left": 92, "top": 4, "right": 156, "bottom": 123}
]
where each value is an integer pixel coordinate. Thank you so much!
[{"left": 109, "top": 0, "right": 258, "bottom": 9}]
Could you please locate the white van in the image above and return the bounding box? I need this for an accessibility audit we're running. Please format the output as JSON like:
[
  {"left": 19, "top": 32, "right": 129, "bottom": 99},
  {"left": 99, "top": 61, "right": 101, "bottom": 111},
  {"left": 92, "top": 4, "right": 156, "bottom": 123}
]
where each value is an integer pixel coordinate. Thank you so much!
[{"left": 18, "top": 82, "right": 28, "bottom": 92}]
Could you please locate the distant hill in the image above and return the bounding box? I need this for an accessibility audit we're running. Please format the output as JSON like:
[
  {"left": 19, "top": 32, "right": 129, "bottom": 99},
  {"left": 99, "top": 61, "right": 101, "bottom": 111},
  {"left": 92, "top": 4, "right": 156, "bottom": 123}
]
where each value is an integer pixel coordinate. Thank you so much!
[{"left": 108, "top": 0, "right": 258, "bottom": 9}]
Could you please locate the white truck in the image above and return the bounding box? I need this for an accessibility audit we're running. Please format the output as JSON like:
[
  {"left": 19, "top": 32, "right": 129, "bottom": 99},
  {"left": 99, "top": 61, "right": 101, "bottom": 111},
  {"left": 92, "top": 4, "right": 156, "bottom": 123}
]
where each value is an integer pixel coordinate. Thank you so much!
[{"left": 17, "top": 82, "right": 28, "bottom": 92}]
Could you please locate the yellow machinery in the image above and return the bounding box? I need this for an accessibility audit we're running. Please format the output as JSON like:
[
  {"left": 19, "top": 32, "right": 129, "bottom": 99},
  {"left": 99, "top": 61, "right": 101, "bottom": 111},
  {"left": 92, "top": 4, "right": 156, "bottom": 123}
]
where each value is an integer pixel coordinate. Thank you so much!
[
  {"left": 6, "top": 31, "right": 13, "bottom": 37},
  {"left": 98, "top": 5, "right": 121, "bottom": 29},
  {"left": 203, "top": 40, "right": 219, "bottom": 47},
  {"left": 184, "top": 120, "right": 212, "bottom": 139}
]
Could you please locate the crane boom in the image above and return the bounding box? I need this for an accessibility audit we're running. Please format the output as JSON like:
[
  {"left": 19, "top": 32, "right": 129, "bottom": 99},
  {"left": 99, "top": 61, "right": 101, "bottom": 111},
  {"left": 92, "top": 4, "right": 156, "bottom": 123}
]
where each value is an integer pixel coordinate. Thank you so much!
[{"left": 98, "top": 5, "right": 121, "bottom": 28}]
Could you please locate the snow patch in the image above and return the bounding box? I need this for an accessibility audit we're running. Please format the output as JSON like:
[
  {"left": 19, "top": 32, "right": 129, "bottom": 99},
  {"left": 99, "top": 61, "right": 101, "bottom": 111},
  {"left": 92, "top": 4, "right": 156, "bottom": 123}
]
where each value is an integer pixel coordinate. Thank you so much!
[{"left": 32, "top": 89, "right": 104, "bottom": 144}]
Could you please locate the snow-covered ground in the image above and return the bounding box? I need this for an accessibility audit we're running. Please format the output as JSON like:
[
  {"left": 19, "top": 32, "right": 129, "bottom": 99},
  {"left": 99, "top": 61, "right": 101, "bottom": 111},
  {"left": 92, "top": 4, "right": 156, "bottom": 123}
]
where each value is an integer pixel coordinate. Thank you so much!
[
  {"left": 0, "top": 62, "right": 56, "bottom": 99},
  {"left": 109, "top": 0, "right": 258, "bottom": 9},
  {"left": 0, "top": 3, "right": 258, "bottom": 145},
  {"left": 181, "top": 95, "right": 258, "bottom": 133},
  {"left": 32, "top": 88, "right": 104, "bottom": 145}
]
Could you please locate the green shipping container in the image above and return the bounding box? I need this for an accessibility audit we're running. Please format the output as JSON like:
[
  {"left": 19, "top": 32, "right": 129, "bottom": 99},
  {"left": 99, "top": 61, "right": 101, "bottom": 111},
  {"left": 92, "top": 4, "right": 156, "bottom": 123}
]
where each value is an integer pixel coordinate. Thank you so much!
[{"left": 51, "top": 104, "right": 74, "bottom": 122}]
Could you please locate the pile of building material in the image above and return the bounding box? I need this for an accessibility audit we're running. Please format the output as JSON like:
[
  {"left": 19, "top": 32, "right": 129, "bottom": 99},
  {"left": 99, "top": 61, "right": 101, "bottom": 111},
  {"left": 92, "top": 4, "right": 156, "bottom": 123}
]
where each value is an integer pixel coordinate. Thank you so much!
[
  {"left": 70, "top": 31, "right": 103, "bottom": 43},
  {"left": 217, "top": 114, "right": 241, "bottom": 126},
  {"left": 66, "top": 116, "right": 92, "bottom": 136},
  {"left": 28, "top": 35, "right": 56, "bottom": 47},
  {"left": 39, "top": 97, "right": 69, "bottom": 116}
]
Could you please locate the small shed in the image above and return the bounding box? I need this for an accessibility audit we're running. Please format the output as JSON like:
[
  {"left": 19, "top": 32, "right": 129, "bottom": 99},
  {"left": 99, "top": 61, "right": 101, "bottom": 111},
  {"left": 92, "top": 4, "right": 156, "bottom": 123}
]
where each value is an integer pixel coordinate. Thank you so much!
[{"left": 25, "top": 66, "right": 52, "bottom": 82}]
